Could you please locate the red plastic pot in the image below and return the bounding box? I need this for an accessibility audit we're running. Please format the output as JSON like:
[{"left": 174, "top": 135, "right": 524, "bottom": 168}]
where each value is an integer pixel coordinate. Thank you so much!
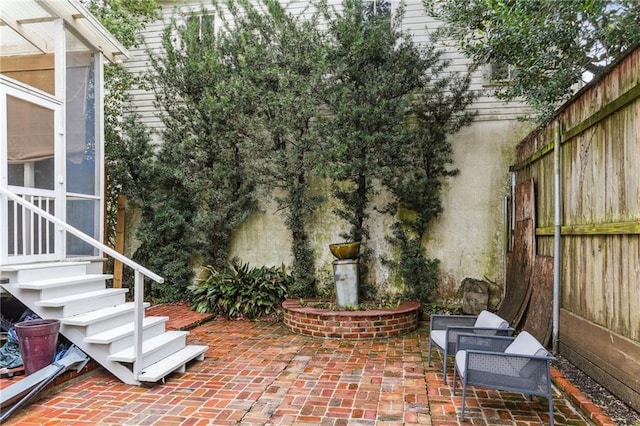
[{"left": 14, "top": 319, "right": 60, "bottom": 375}]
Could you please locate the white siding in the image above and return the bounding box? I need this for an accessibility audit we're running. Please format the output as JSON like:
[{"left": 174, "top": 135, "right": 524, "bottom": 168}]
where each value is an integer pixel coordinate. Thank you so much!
[{"left": 124, "top": 0, "right": 529, "bottom": 140}]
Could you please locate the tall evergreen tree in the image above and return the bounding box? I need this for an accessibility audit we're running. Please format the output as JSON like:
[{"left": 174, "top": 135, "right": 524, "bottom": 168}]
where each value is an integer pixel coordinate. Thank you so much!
[
  {"left": 318, "top": 0, "right": 475, "bottom": 298},
  {"left": 144, "top": 6, "right": 259, "bottom": 295},
  {"left": 211, "top": 0, "right": 330, "bottom": 296},
  {"left": 145, "top": 1, "right": 329, "bottom": 297}
]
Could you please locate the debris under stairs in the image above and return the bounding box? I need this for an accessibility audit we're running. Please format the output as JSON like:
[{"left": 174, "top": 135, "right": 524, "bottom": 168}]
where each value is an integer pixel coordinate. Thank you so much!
[{"left": 0, "top": 261, "right": 207, "bottom": 386}]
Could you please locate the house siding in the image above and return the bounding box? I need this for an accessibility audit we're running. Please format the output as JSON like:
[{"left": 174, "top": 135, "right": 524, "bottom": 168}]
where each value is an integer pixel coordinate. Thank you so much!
[
  {"left": 126, "top": 0, "right": 529, "bottom": 138},
  {"left": 123, "top": 0, "right": 534, "bottom": 300}
]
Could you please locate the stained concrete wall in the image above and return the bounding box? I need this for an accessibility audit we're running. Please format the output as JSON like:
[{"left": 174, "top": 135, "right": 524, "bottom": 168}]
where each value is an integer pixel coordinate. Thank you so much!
[
  {"left": 228, "top": 118, "right": 534, "bottom": 300},
  {"left": 425, "top": 119, "right": 534, "bottom": 302}
]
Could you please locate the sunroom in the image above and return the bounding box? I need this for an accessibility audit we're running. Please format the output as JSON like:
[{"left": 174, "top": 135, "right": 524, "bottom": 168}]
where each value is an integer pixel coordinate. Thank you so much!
[{"left": 0, "top": 0, "right": 127, "bottom": 265}]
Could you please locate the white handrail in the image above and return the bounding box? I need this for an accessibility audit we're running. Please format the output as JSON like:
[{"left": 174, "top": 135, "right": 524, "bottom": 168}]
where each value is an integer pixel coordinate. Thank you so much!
[
  {"left": 1, "top": 187, "right": 163, "bottom": 381},
  {"left": 0, "top": 187, "right": 163, "bottom": 283}
]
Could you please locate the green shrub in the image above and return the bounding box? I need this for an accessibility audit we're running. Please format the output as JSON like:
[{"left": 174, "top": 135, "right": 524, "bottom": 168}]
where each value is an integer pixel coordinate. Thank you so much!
[
  {"left": 189, "top": 261, "right": 292, "bottom": 319},
  {"left": 383, "top": 222, "right": 440, "bottom": 305}
]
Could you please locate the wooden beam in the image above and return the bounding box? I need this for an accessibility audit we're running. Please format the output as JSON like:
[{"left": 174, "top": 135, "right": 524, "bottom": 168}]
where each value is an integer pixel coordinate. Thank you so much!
[
  {"left": 113, "top": 196, "right": 127, "bottom": 289},
  {"left": 0, "top": 53, "right": 54, "bottom": 73},
  {"left": 34, "top": 0, "right": 123, "bottom": 63},
  {"left": 16, "top": 17, "right": 55, "bottom": 25},
  {"left": 536, "top": 221, "right": 640, "bottom": 236},
  {"left": 0, "top": 15, "right": 49, "bottom": 54}
]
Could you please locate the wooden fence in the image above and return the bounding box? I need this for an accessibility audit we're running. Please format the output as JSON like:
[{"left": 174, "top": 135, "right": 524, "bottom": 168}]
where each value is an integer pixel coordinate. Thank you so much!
[{"left": 509, "top": 47, "right": 640, "bottom": 411}]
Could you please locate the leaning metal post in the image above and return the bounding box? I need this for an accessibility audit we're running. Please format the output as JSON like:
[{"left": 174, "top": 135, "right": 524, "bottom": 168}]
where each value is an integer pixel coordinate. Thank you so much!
[{"left": 552, "top": 120, "right": 562, "bottom": 354}]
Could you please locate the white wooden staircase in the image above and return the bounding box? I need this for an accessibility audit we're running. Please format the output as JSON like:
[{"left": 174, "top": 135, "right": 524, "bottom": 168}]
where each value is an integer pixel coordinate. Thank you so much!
[{"left": 0, "top": 261, "right": 207, "bottom": 385}]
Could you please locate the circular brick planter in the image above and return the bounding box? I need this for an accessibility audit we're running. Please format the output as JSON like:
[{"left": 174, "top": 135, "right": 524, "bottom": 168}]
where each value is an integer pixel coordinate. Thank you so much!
[{"left": 282, "top": 299, "right": 420, "bottom": 339}]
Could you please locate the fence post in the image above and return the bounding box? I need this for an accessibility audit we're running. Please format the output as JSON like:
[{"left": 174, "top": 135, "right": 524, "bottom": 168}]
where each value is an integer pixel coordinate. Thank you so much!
[{"left": 113, "top": 196, "right": 126, "bottom": 288}]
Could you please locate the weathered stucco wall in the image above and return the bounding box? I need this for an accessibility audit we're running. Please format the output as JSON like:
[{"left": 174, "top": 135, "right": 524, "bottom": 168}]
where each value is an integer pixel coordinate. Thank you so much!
[
  {"left": 426, "top": 119, "right": 534, "bottom": 303},
  {"left": 228, "top": 118, "right": 534, "bottom": 301}
]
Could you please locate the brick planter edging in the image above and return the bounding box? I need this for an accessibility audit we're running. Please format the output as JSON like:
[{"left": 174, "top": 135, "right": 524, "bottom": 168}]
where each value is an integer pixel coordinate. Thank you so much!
[
  {"left": 282, "top": 299, "right": 420, "bottom": 339},
  {"left": 551, "top": 368, "right": 617, "bottom": 426}
]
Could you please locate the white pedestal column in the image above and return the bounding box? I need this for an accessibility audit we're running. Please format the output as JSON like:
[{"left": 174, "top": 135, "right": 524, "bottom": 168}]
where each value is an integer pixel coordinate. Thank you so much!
[{"left": 333, "top": 259, "right": 359, "bottom": 307}]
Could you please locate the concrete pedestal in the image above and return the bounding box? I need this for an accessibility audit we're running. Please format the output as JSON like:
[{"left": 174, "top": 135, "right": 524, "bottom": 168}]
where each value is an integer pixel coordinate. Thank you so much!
[{"left": 333, "top": 259, "right": 359, "bottom": 307}]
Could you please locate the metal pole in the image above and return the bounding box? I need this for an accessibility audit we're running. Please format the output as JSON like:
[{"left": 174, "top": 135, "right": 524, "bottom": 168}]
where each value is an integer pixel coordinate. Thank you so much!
[
  {"left": 552, "top": 121, "right": 562, "bottom": 354},
  {"left": 503, "top": 195, "right": 509, "bottom": 299}
]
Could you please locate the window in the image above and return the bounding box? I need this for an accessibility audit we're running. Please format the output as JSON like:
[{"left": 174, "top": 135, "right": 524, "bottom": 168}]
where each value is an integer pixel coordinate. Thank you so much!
[
  {"left": 7, "top": 95, "right": 55, "bottom": 190},
  {"left": 483, "top": 62, "right": 517, "bottom": 85},
  {"left": 363, "top": 0, "right": 392, "bottom": 19},
  {"left": 187, "top": 12, "right": 215, "bottom": 44}
]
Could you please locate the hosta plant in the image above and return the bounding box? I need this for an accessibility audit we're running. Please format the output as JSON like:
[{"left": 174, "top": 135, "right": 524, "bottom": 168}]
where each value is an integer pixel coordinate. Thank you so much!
[{"left": 189, "top": 261, "right": 292, "bottom": 319}]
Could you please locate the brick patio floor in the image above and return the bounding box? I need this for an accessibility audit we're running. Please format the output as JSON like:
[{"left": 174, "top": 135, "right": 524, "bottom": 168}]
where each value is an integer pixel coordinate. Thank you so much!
[{"left": 0, "top": 304, "right": 614, "bottom": 425}]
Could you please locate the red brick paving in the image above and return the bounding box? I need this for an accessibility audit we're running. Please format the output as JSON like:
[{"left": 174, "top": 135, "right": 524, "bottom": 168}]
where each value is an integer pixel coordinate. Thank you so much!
[
  {"left": 0, "top": 304, "right": 611, "bottom": 425},
  {"left": 146, "top": 302, "right": 216, "bottom": 331}
]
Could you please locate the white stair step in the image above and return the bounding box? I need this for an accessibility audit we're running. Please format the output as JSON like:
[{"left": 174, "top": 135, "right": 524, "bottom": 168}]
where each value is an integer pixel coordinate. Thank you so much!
[
  {"left": 14, "top": 274, "right": 113, "bottom": 290},
  {"left": 62, "top": 302, "right": 151, "bottom": 336},
  {"left": 35, "top": 288, "right": 128, "bottom": 316},
  {"left": 62, "top": 302, "right": 150, "bottom": 326},
  {"left": 84, "top": 316, "right": 168, "bottom": 344},
  {"left": 138, "top": 345, "right": 208, "bottom": 382},
  {"left": 108, "top": 330, "right": 188, "bottom": 364},
  {"left": 36, "top": 288, "right": 128, "bottom": 307},
  {"left": 13, "top": 274, "right": 112, "bottom": 299},
  {"left": 1, "top": 262, "right": 89, "bottom": 281},
  {"left": 0, "top": 261, "right": 89, "bottom": 272}
]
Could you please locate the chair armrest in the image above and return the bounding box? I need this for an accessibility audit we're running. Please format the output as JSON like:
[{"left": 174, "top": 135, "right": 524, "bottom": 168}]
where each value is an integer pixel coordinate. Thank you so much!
[
  {"left": 429, "top": 314, "right": 477, "bottom": 331},
  {"left": 464, "top": 350, "right": 555, "bottom": 379},
  {"left": 466, "top": 349, "right": 555, "bottom": 361}
]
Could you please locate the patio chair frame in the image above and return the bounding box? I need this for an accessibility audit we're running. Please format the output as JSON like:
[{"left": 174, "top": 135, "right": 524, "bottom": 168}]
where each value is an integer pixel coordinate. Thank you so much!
[
  {"left": 452, "top": 333, "right": 556, "bottom": 425},
  {"left": 427, "top": 313, "right": 514, "bottom": 384}
]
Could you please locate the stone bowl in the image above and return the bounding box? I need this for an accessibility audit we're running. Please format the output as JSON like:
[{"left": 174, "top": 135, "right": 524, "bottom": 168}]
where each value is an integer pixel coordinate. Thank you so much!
[{"left": 329, "top": 242, "right": 360, "bottom": 259}]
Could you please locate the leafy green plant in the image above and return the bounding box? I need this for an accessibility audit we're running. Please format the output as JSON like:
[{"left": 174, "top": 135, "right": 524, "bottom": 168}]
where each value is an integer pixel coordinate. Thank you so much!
[
  {"left": 382, "top": 223, "right": 441, "bottom": 305},
  {"left": 189, "top": 261, "right": 292, "bottom": 319},
  {"left": 132, "top": 161, "right": 199, "bottom": 302},
  {"left": 424, "top": 0, "right": 640, "bottom": 122},
  {"left": 425, "top": 302, "right": 462, "bottom": 316}
]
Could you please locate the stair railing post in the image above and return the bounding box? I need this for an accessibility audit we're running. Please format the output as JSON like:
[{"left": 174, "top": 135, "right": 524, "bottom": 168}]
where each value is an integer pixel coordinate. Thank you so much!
[{"left": 133, "top": 269, "right": 144, "bottom": 380}]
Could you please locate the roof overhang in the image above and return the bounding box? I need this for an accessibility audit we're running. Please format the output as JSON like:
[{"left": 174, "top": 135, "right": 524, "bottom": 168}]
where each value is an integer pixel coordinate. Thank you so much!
[{"left": 0, "top": 0, "right": 130, "bottom": 63}]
